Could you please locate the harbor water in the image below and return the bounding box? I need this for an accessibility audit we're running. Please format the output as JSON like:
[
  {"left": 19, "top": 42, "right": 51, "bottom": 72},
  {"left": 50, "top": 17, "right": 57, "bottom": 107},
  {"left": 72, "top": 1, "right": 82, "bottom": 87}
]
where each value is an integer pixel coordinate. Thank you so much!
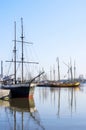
[{"left": 0, "top": 83, "right": 86, "bottom": 130}]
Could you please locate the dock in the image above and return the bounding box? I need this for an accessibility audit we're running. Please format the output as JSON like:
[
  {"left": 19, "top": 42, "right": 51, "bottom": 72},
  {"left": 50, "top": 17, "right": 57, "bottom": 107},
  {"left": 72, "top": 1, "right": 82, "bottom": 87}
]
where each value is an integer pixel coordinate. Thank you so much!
[{"left": 0, "top": 89, "right": 10, "bottom": 99}]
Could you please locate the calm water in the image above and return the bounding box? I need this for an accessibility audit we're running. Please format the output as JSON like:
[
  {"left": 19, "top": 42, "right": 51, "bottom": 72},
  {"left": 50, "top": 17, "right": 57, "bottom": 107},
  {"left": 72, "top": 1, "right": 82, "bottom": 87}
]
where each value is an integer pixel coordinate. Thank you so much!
[{"left": 0, "top": 84, "right": 86, "bottom": 130}]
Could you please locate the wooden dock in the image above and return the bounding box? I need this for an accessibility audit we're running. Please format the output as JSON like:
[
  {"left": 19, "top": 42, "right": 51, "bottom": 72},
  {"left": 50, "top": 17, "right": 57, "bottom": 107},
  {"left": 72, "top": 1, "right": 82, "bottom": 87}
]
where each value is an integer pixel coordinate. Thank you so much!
[{"left": 0, "top": 89, "right": 10, "bottom": 99}]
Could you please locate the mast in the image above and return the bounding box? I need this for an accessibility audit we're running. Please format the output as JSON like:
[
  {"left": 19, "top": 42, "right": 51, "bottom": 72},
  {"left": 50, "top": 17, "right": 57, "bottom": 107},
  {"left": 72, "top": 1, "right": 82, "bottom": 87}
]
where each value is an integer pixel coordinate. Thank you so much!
[
  {"left": 21, "top": 18, "right": 24, "bottom": 83},
  {"left": 50, "top": 66, "right": 52, "bottom": 81},
  {"left": 56, "top": 57, "right": 60, "bottom": 81},
  {"left": 74, "top": 60, "right": 76, "bottom": 81},
  {"left": 1, "top": 61, "right": 3, "bottom": 79},
  {"left": 70, "top": 59, "right": 73, "bottom": 81},
  {"left": 53, "top": 65, "right": 55, "bottom": 81},
  {"left": 14, "top": 22, "right": 16, "bottom": 84},
  {"left": 6, "top": 18, "right": 39, "bottom": 84}
]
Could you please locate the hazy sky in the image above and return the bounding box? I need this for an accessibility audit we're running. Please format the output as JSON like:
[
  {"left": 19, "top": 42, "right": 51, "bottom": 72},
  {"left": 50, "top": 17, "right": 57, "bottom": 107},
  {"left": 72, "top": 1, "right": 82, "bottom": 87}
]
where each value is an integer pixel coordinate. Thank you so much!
[{"left": 0, "top": 0, "right": 86, "bottom": 79}]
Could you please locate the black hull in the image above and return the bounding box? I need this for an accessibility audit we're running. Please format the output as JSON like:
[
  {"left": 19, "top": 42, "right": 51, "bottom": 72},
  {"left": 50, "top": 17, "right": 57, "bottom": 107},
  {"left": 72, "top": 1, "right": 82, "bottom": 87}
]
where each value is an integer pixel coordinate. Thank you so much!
[
  {"left": 2, "top": 84, "right": 30, "bottom": 98},
  {"left": 9, "top": 86, "right": 30, "bottom": 98}
]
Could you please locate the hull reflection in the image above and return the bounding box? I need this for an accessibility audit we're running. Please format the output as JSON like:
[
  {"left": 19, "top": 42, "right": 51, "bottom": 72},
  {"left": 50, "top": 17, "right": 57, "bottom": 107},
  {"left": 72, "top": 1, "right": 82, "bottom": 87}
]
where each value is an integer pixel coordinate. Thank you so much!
[
  {"left": 0, "top": 86, "right": 45, "bottom": 130},
  {"left": 9, "top": 97, "right": 36, "bottom": 112},
  {"left": 0, "top": 99, "right": 10, "bottom": 107}
]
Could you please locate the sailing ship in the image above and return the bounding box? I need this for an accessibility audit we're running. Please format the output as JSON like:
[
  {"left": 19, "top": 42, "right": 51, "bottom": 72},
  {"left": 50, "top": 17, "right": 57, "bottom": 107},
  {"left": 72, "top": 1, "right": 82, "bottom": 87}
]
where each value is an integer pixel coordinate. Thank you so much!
[
  {"left": 49, "top": 58, "right": 80, "bottom": 87},
  {"left": 37, "top": 58, "right": 80, "bottom": 87},
  {"left": 1, "top": 18, "right": 44, "bottom": 98},
  {"left": 48, "top": 80, "right": 80, "bottom": 87}
]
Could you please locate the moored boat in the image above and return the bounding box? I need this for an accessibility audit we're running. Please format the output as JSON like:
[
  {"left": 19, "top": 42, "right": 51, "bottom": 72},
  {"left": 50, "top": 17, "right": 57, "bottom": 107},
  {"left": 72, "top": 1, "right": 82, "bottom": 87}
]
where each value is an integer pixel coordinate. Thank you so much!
[
  {"left": 1, "top": 18, "right": 44, "bottom": 98},
  {"left": 2, "top": 84, "right": 30, "bottom": 98},
  {"left": 49, "top": 81, "right": 80, "bottom": 87}
]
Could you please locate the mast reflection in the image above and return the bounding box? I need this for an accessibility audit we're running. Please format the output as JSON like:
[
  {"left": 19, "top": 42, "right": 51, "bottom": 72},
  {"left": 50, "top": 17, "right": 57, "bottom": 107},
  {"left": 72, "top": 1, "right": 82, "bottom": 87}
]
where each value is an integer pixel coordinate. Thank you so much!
[
  {"left": 0, "top": 87, "right": 45, "bottom": 130},
  {"left": 52, "top": 87, "right": 80, "bottom": 117},
  {"left": 9, "top": 95, "right": 45, "bottom": 130},
  {"left": 37, "top": 86, "right": 80, "bottom": 118}
]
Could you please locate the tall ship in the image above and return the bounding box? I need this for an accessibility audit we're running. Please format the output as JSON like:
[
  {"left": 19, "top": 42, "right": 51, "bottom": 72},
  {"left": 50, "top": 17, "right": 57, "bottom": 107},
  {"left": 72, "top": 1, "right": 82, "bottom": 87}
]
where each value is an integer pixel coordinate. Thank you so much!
[{"left": 1, "top": 18, "right": 44, "bottom": 98}]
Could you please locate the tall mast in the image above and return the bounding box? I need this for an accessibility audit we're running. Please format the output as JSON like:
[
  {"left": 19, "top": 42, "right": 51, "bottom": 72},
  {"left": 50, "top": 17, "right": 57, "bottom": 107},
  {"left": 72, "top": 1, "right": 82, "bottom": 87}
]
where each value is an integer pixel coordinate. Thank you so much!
[
  {"left": 56, "top": 57, "right": 60, "bottom": 81},
  {"left": 14, "top": 21, "right": 16, "bottom": 84},
  {"left": 6, "top": 18, "right": 39, "bottom": 84},
  {"left": 74, "top": 60, "right": 76, "bottom": 80},
  {"left": 1, "top": 61, "right": 3, "bottom": 79},
  {"left": 50, "top": 66, "right": 52, "bottom": 80},
  {"left": 53, "top": 65, "right": 55, "bottom": 81},
  {"left": 21, "top": 18, "right": 24, "bottom": 83},
  {"left": 70, "top": 58, "right": 73, "bottom": 81}
]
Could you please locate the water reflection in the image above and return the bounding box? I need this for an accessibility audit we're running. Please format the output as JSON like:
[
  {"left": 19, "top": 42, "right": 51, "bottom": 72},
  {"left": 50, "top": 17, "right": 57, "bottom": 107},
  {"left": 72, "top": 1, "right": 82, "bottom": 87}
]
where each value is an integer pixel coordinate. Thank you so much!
[
  {"left": 0, "top": 88, "right": 45, "bottom": 130},
  {"left": 1, "top": 85, "right": 86, "bottom": 130},
  {"left": 9, "top": 97, "right": 36, "bottom": 112},
  {"left": 9, "top": 98, "right": 44, "bottom": 130},
  {"left": 35, "top": 86, "right": 81, "bottom": 118}
]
